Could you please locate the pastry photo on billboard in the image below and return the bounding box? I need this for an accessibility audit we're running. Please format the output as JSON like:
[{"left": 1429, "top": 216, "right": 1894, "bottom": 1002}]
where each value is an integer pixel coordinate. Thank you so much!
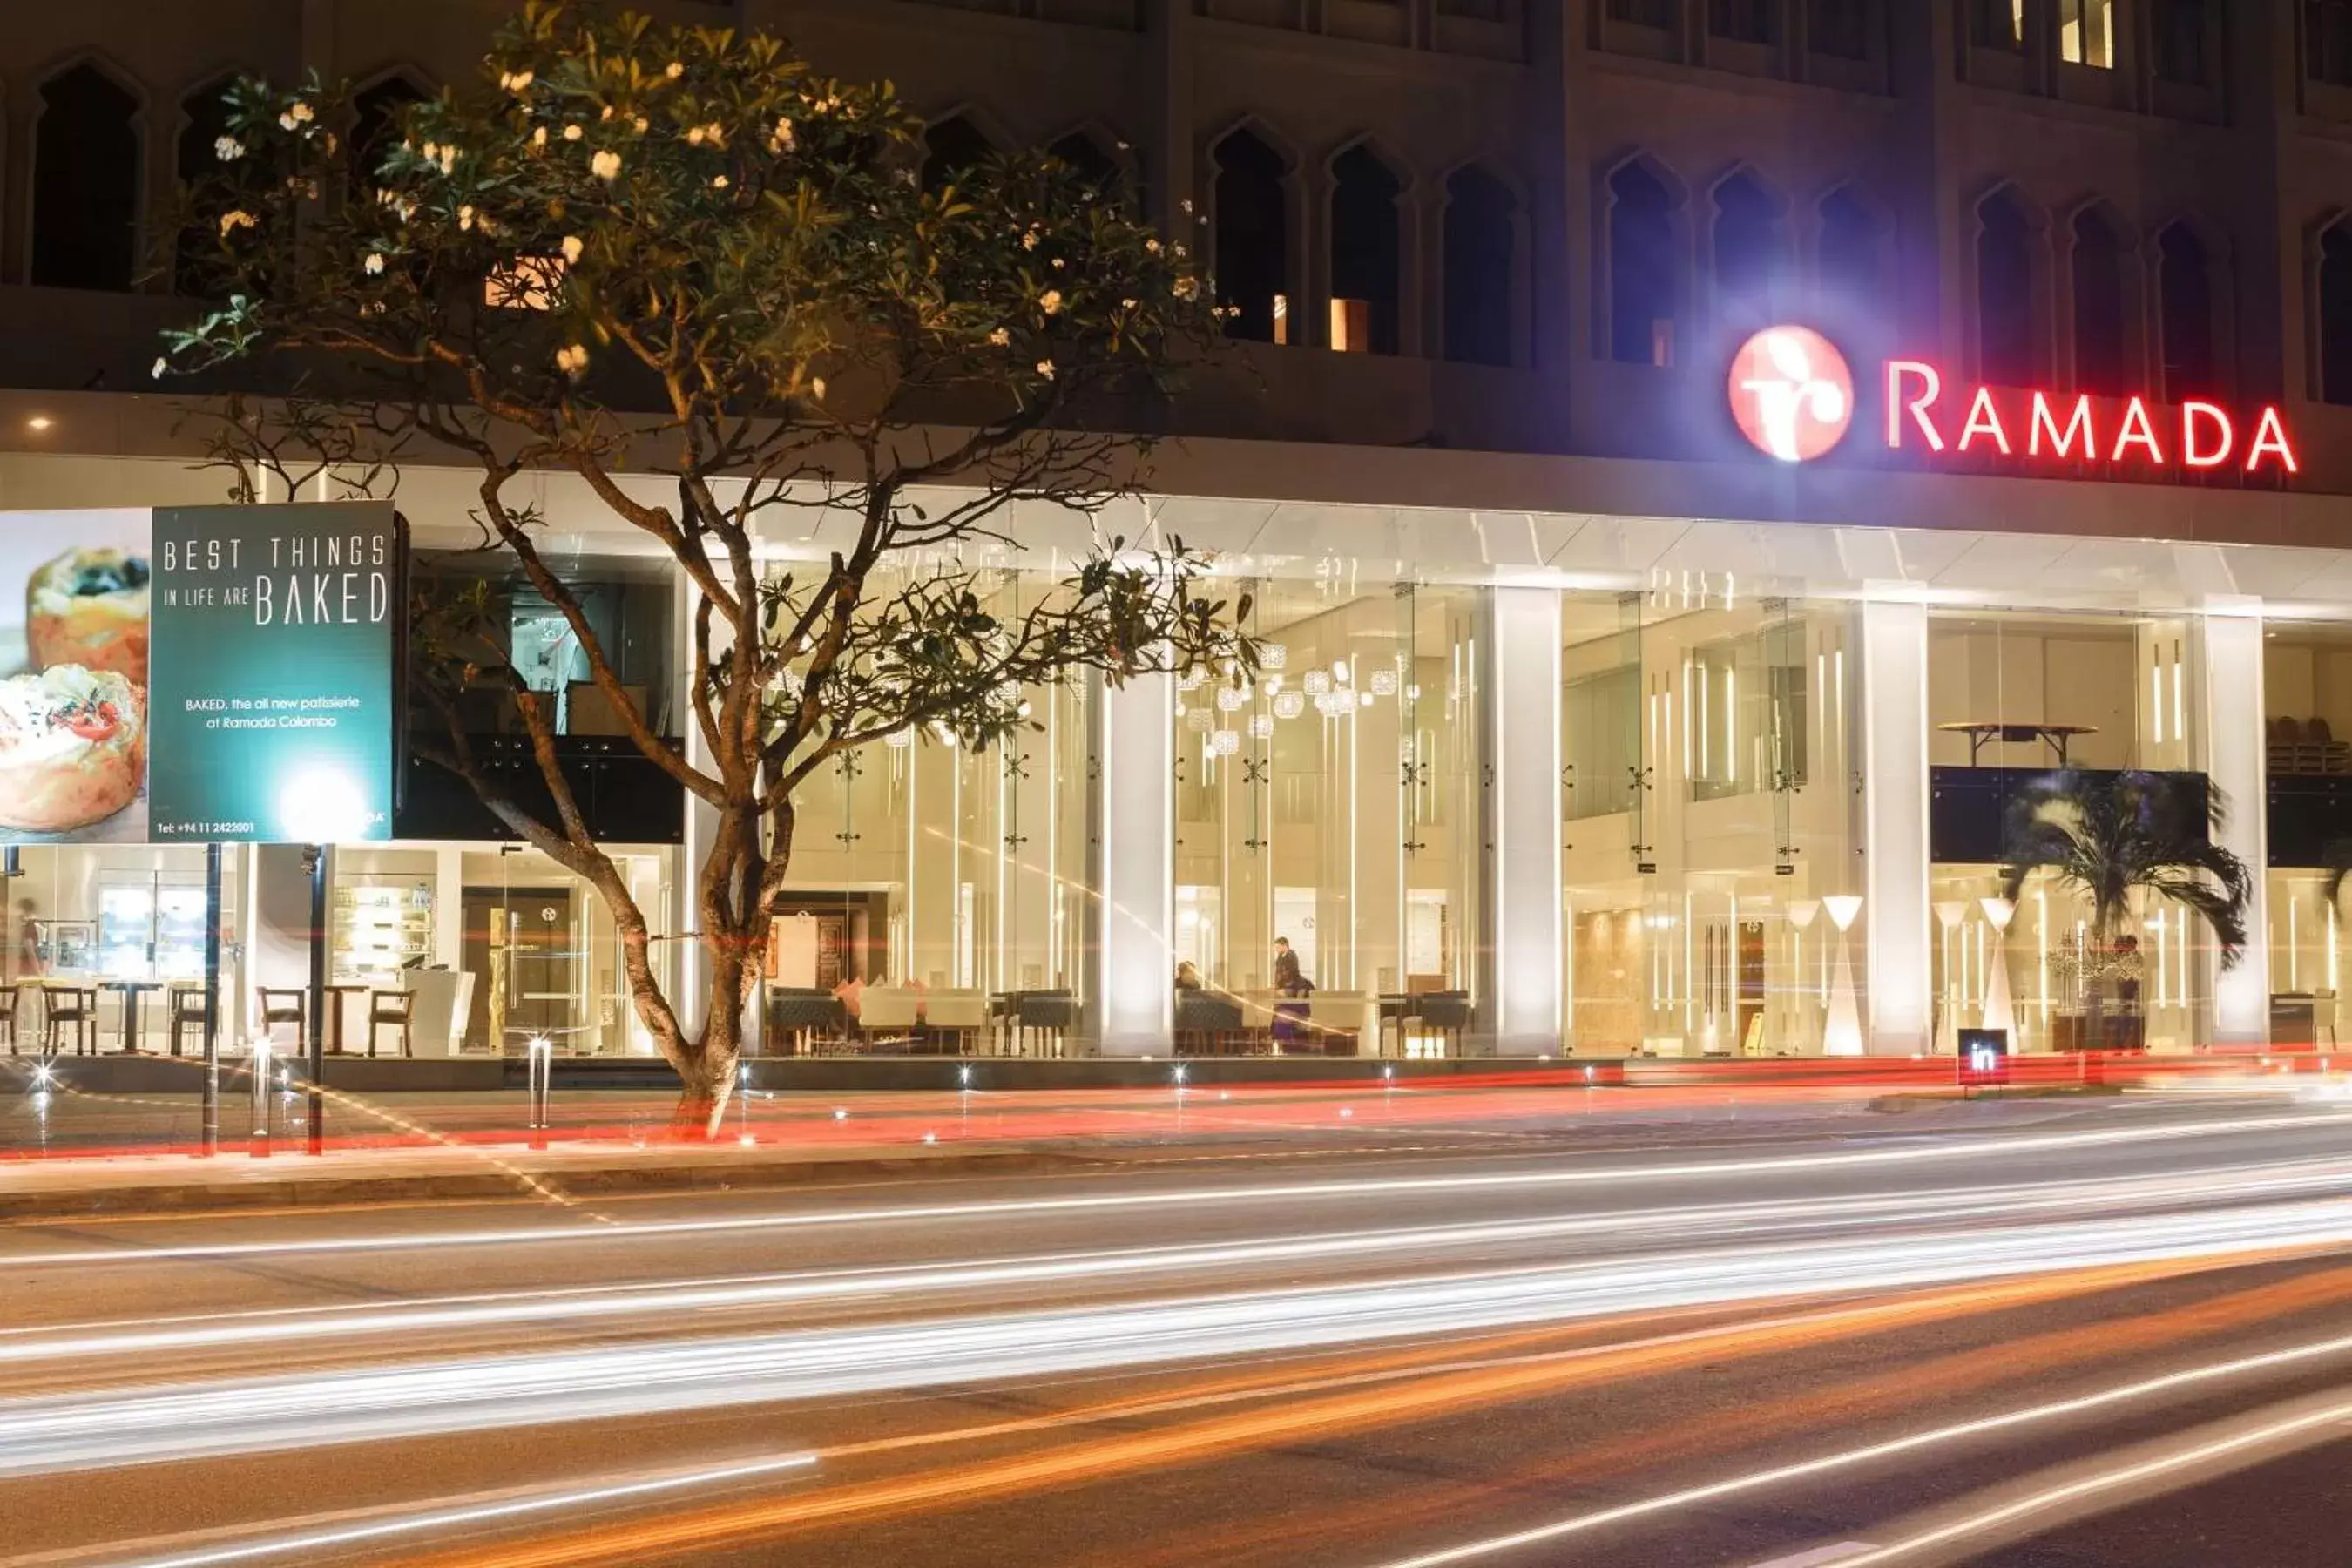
[{"left": 0, "top": 513, "right": 152, "bottom": 843}]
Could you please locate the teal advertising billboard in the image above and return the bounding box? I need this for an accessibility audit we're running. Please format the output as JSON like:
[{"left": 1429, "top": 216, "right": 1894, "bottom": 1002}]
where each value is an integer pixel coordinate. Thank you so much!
[{"left": 0, "top": 503, "right": 398, "bottom": 844}]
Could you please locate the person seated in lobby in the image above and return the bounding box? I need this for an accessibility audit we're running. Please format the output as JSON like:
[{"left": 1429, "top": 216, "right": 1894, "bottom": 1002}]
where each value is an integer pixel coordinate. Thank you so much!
[{"left": 1174, "top": 960, "right": 1203, "bottom": 991}]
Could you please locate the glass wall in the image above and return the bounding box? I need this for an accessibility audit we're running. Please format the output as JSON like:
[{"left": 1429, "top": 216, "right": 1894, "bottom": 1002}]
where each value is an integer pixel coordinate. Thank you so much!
[
  {"left": 1561, "top": 586, "right": 1860, "bottom": 1057},
  {"left": 1925, "top": 609, "right": 2207, "bottom": 1052},
  {"left": 1173, "top": 578, "right": 1484, "bottom": 1034},
  {"left": 776, "top": 566, "right": 1092, "bottom": 1001},
  {"left": 2263, "top": 618, "right": 2352, "bottom": 1048}
]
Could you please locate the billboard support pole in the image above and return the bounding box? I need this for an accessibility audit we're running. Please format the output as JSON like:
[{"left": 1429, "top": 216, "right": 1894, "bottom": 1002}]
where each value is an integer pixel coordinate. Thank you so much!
[
  {"left": 200, "top": 842, "right": 221, "bottom": 1158},
  {"left": 304, "top": 843, "right": 326, "bottom": 1156}
]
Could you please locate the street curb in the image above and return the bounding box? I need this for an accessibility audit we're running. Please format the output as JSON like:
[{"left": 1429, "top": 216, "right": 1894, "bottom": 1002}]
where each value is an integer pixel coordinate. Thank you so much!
[{"left": 0, "top": 1146, "right": 1095, "bottom": 1220}]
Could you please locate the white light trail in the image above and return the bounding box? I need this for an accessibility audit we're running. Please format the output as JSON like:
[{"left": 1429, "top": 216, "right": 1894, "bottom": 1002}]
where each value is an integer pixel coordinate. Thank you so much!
[
  {"left": 5, "top": 1193, "right": 2352, "bottom": 1477},
  {"left": 1366, "top": 1334, "right": 2352, "bottom": 1566},
  {"left": 5, "top": 1108, "right": 2337, "bottom": 1272},
  {"left": 67, "top": 1452, "right": 816, "bottom": 1568},
  {"left": 6, "top": 1157, "right": 2350, "bottom": 1368}
]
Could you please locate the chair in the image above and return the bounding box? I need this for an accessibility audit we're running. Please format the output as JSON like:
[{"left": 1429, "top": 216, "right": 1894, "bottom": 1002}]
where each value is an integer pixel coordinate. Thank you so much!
[
  {"left": 1416, "top": 992, "right": 1475, "bottom": 1055},
  {"left": 766, "top": 988, "right": 843, "bottom": 1057},
  {"left": 0, "top": 983, "right": 20, "bottom": 1055},
  {"left": 367, "top": 990, "right": 416, "bottom": 1058},
  {"left": 167, "top": 983, "right": 211, "bottom": 1058},
  {"left": 256, "top": 988, "right": 306, "bottom": 1051},
  {"left": 2319, "top": 989, "right": 2340, "bottom": 1049},
  {"left": 855, "top": 987, "right": 923, "bottom": 1048},
  {"left": 1014, "top": 990, "right": 1078, "bottom": 1058},
  {"left": 40, "top": 985, "right": 97, "bottom": 1057},
  {"left": 923, "top": 990, "right": 990, "bottom": 1054},
  {"left": 1175, "top": 992, "right": 1244, "bottom": 1056},
  {"left": 1304, "top": 993, "right": 1368, "bottom": 1057}
]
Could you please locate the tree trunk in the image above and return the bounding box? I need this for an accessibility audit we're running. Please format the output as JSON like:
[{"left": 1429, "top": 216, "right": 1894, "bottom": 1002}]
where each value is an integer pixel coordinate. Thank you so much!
[{"left": 670, "top": 1036, "right": 740, "bottom": 1139}]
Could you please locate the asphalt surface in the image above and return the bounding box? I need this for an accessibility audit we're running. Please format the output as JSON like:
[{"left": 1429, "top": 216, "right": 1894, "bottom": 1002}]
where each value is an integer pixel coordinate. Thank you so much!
[{"left": 6, "top": 1092, "right": 2352, "bottom": 1567}]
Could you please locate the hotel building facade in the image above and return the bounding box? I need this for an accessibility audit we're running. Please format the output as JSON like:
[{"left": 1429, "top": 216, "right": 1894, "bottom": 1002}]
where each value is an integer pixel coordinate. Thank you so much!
[{"left": 0, "top": 0, "right": 2347, "bottom": 1058}]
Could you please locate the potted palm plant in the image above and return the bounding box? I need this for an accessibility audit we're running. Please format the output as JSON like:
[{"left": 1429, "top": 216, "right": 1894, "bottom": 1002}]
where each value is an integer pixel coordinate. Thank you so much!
[{"left": 1997, "top": 770, "right": 2252, "bottom": 1051}]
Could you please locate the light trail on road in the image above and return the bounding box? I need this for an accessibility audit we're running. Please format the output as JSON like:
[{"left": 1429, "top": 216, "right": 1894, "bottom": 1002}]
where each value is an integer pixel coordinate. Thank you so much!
[
  {"left": 4, "top": 1193, "right": 2352, "bottom": 1477},
  {"left": 7, "top": 1106, "right": 2338, "bottom": 1271},
  {"left": 7, "top": 1154, "right": 2351, "bottom": 1368}
]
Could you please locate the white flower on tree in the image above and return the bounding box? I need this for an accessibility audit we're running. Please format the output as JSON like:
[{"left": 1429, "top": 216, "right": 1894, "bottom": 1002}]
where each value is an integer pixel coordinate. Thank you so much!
[
  {"left": 214, "top": 136, "right": 246, "bottom": 162},
  {"left": 591, "top": 149, "right": 622, "bottom": 180},
  {"left": 364, "top": 253, "right": 385, "bottom": 275}
]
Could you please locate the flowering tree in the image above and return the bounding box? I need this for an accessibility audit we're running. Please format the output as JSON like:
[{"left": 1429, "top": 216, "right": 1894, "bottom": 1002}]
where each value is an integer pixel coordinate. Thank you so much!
[{"left": 159, "top": 2, "right": 1250, "bottom": 1130}]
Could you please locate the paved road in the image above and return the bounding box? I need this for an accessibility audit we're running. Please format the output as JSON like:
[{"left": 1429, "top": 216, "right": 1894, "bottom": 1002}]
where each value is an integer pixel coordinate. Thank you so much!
[{"left": 5, "top": 1094, "right": 2352, "bottom": 1566}]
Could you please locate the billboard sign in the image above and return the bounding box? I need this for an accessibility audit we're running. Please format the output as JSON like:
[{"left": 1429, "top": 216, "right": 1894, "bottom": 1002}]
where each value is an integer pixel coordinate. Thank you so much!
[{"left": 0, "top": 503, "right": 399, "bottom": 844}]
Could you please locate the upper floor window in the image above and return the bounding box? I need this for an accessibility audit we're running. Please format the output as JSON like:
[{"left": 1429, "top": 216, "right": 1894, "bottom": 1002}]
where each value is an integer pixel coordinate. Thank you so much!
[
  {"left": 1213, "top": 128, "right": 1291, "bottom": 346},
  {"left": 31, "top": 64, "right": 141, "bottom": 293},
  {"left": 1607, "top": 161, "right": 1680, "bottom": 367},
  {"left": 1712, "top": 173, "right": 1787, "bottom": 328},
  {"left": 1808, "top": 0, "right": 1871, "bottom": 59},
  {"left": 1328, "top": 145, "right": 1402, "bottom": 355},
  {"left": 2311, "top": 1, "right": 2352, "bottom": 86},
  {"left": 1709, "top": 0, "right": 1777, "bottom": 44},
  {"left": 1970, "top": 0, "right": 2024, "bottom": 51},
  {"left": 2060, "top": 0, "right": 2116, "bottom": 68},
  {"left": 2318, "top": 224, "right": 2352, "bottom": 405},
  {"left": 1977, "top": 189, "right": 2038, "bottom": 385},
  {"left": 1047, "top": 131, "right": 1131, "bottom": 208},
  {"left": 1608, "top": 0, "right": 1675, "bottom": 26},
  {"left": 2071, "top": 208, "right": 2130, "bottom": 395},
  {"left": 2158, "top": 223, "right": 2217, "bottom": 402},
  {"left": 350, "top": 76, "right": 426, "bottom": 191},
  {"left": 1815, "top": 188, "right": 1883, "bottom": 310},
  {"left": 1443, "top": 166, "right": 1517, "bottom": 368},
  {"left": 177, "top": 77, "right": 245, "bottom": 298},
  {"left": 2153, "top": 0, "right": 2209, "bottom": 84},
  {"left": 921, "top": 115, "right": 997, "bottom": 192}
]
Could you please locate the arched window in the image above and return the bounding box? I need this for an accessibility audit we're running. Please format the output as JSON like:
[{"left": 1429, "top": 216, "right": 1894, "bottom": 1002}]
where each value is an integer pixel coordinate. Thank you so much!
[
  {"left": 1976, "top": 189, "right": 2037, "bottom": 385},
  {"left": 1608, "top": 161, "right": 1678, "bottom": 366},
  {"left": 1815, "top": 187, "right": 1881, "bottom": 311},
  {"left": 31, "top": 64, "right": 140, "bottom": 291},
  {"left": 2159, "top": 222, "right": 2216, "bottom": 403},
  {"left": 2320, "top": 225, "right": 2352, "bottom": 406},
  {"left": 1048, "top": 130, "right": 1127, "bottom": 206},
  {"left": 350, "top": 76, "right": 426, "bottom": 188},
  {"left": 1443, "top": 166, "right": 1517, "bottom": 368},
  {"left": 2071, "top": 208, "right": 2128, "bottom": 395},
  {"left": 1711, "top": 173, "right": 1785, "bottom": 328},
  {"left": 1328, "top": 145, "right": 1401, "bottom": 355},
  {"left": 177, "top": 76, "right": 246, "bottom": 297},
  {"left": 922, "top": 115, "right": 996, "bottom": 192},
  {"left": 1213, "top": 128, "right": 1288, "bottom": 345}
]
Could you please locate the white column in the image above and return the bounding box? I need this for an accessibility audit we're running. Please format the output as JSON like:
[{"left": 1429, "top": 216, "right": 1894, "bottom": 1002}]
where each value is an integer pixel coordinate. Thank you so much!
[
  {"left": 2202, "top": 602, "right": 2269, "bottom": 1045},
  {"left": 1490, "top": 585, "right": 1564, "bottom": 1053},
  {"left": 673, "top": 572, "right": 716, "bottom": 1038},
  {"left": 1097, "top": 670, "right": 1176, "bottom": 1055},
  {"left": 1861, "top": 597, "right": 1933, "bottom": 1054}
]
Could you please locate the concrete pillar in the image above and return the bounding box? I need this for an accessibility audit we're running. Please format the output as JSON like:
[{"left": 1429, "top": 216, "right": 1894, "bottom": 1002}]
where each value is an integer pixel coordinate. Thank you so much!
[
  {"left": 1488, "top": 585, "right": 1564, "bottom": 1053},
  {"left": 2201, "top": 602, "right": 2270, "bottom": 1044},
  {"left": 1093, "top": 669, "right": 1175, "bottom": 1055},
  {"left": 1860, "top": 596, "right": 1932, "bottom": 1054}
]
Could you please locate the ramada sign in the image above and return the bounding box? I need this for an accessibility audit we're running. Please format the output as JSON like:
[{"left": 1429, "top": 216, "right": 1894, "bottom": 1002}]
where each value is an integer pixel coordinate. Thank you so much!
[{"left": 1727, "top": 325, "right": 2300, "bottom": 476}]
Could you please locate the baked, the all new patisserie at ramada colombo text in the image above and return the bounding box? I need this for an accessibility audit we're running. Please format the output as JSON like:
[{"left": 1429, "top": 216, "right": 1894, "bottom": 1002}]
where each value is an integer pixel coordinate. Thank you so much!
[
  {"left": 27, "top": 547, "right": 149, "bottom": 681},
  {"left": 0, "top": 666, "right": 144, "bottom": 831}
]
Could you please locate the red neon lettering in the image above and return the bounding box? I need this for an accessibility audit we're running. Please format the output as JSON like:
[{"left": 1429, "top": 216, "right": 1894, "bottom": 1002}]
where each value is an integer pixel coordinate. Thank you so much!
[
  {"left": 2111, "top": 397, "right": 2165, "bottom": 463},
  {"left": 1957, "top": 388, "right": 2012, "bottom": 455},
  {"left": 1886, "top": 361, "right": 1945, "bottom": 451},
  {"left": 2247, "top": 407, "right": 2300, "bottom": 474},
  {"left": 2181, "top": 402, "right": 2234, "bottom": 470},
  {"left": 2029, "top": 393, "right": 2095, "bottom": 459}
]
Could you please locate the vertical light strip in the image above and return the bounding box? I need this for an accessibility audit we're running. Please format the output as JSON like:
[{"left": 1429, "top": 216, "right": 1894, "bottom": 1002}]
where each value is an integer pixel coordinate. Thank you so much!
[{"left": 1097, "top": 668, "right": 1175, "bottom": 1054}]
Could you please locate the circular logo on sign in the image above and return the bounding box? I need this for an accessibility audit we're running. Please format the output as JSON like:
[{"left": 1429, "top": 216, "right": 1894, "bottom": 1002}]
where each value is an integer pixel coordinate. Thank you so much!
[{"left": 1727, "top": 326, "right": 1854, "bottom": 463}]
